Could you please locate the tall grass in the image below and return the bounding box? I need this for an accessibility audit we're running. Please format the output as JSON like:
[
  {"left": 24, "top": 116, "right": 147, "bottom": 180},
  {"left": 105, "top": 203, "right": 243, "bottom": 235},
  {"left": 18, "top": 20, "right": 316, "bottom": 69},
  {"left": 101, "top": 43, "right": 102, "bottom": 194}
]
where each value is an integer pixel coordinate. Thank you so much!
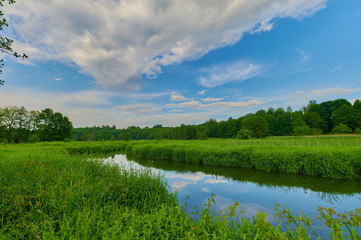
[
  {"left": 121, "top": 137, "right": 361, "bottom": 179},
  {"left": 0, "top": 143, "right": 179, "bottom": 238},
  {"left": 1, "top": 142, "right": 360, "bottom": 239}
]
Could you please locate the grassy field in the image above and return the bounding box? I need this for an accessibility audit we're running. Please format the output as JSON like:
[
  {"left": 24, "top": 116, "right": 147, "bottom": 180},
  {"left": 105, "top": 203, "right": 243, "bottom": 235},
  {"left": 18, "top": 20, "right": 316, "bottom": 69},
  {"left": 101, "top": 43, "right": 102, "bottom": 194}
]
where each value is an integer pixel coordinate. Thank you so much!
[{"left": 1, "top": 140, "right": 361, "bottom": 239}]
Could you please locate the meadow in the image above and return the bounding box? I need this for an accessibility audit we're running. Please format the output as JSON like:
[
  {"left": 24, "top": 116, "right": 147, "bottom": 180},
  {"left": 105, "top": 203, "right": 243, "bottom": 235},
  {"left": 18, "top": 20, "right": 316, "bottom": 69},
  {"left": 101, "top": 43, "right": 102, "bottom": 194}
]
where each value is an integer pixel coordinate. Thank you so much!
[{"left": 1, "top": 138, "right": 361, "bottom": 239}]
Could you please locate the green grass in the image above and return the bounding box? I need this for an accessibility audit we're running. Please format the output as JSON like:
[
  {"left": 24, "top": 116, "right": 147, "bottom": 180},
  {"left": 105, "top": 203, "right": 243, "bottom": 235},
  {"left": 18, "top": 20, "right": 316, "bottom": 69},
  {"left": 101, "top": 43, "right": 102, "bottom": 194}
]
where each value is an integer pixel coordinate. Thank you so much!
[
  {"left": 1, "top": 141, "right": 361, "bottom": 239},
  {"left": 115, "top": 136, "right": 361, "bottom": 179}
]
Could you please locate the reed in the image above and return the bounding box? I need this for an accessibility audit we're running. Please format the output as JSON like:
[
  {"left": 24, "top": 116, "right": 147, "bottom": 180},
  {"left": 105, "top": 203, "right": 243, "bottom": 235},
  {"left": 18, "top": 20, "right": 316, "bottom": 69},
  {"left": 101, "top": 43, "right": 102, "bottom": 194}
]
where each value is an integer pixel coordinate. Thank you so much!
[
  {"left": 1, "top": 142, "right": 360, "bottom": 239},
  {"left": 123, "top": 137, "right": 361, "bottom": 179}
]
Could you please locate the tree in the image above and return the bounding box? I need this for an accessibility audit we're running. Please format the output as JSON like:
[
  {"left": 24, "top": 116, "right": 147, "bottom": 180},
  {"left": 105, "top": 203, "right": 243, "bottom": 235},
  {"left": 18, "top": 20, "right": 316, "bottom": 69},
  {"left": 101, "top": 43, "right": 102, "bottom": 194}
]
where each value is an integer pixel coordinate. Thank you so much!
[
  {"left": 1, "top": 0, "right": 28, "bottom": 85},
  {"left": 237, "top": 129, "right": 252, "bottom": 139},
  {"left": 242, "top": 115, "right": 269, "bottom": 138},
  {"left": 0, "top": 106, "right": 26, "bottom": 142},
  {"left": 354, "top": 99, "right": 361, "bottom": 111},
  {"left": 121, "top": 132, "right": 131, "bottom": 141},
  {"left": 37, "top": 108, "right": 73, "bottom": 141},
  {"left": 333, "top": 105, "right": 361, "bottom": 131},
  {"left": 332, "top": 124, "right": 352, "bottom": 134}
]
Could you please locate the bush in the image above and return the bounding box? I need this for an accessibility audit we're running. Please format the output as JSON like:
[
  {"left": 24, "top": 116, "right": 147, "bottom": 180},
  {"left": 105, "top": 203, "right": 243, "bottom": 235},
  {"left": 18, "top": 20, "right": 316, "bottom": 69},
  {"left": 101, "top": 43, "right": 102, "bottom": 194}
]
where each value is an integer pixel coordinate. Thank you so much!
[
  {"left": 354, "top": 128, "right": 361, "bottom": 134},
  {"left": 237, "top": 129, "right": 252, "bottom": 139},
  {"left": 332, "top": 124, "right": 352, "bottom": 134},
  {"left": 293, "top": 125, "right": 312, "bottom": 136}
]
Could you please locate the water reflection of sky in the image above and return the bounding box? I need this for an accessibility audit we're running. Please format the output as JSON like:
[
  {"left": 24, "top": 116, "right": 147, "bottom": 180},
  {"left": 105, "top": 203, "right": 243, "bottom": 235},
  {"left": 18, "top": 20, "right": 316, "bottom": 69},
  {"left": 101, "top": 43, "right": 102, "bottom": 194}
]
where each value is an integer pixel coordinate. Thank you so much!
[{"left": 103, "top": 155, "right": 361, "bottom": 219}]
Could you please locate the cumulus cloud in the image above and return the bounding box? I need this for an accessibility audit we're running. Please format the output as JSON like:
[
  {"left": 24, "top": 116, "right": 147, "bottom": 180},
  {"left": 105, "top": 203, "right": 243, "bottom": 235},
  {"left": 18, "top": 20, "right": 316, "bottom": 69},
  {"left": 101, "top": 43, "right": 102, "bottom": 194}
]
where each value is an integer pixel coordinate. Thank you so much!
[
  {"left": 198, "top": 90, "right": 206, "bottom": 95},
  {"left": 199, "top": 60, "right": 263, "bottom": 87},
  {"left": 6, "top": 0, "right": 327, "bottom": 90}
]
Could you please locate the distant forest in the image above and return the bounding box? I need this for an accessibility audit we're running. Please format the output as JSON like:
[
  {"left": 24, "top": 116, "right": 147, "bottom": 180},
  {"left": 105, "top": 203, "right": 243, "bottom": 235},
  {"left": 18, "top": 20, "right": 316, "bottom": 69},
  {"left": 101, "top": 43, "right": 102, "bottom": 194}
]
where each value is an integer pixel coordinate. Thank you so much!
[{"left": 72, "top": 98, "right": 361, "bottom": 141}]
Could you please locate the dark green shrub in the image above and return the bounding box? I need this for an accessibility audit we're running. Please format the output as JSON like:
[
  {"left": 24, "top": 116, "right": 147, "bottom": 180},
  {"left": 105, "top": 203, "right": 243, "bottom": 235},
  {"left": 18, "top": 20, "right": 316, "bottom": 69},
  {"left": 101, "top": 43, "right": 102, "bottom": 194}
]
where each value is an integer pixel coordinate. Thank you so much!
[{"left": 237, "top": 129, "right": 252, "bottom": 139}]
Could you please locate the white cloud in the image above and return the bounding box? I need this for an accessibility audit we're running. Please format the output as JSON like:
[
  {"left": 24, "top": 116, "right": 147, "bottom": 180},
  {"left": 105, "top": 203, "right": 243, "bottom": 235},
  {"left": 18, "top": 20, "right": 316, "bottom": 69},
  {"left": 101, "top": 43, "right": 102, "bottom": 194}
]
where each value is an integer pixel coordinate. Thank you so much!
[
  {"left": 208, "top": 100, "right": 266, "bottom": 108},
  {"left": 205, "top": 179, "right": 228, "bottom": 184},
  {"left": 170, "top": 92, "right": 189, "bottom": 101},
  {"left": 272, "top": 87, "right": 361, "bottom": 110},
  {"left": 201, "top": 97, "right": 224, "bottom": 102},
  {"left": 311, "top": 87, "right": 359, "bottom": 96},
  {"left": 172, "top": 181, "right": 193, "bottom": 190},
  {"left": 199, "top": 60, "right": 263, "bottom": 87},
  {"left": 169, "top": 99, "right": 267, "bottom": 110},
  {"left": 6, "top": 0, "right": 327, "bottom": 90},
  {"left": 0, "top": 86, "right": 172, "bottom": 128},
  {"left": 251, "top": 19, "right": 274, "bottom": 34},
  {"left": 330, "top": 64, "right": 343, "bottom": 73},
  {"left": 114, "top": 103, "right": 161, "bottom": 114},
  {"left": 53, "top": 77, "right": 63, "bottom": 81},
  {"left": 298, "top": 50, "right": 311, "bottom": 65},
  {"left": 198, "top": 90, "right": 206, "bottom": 95},
  {"left": 179, "top": 100, "right": 203, "bottom": 109},
  {"left": 0, "top": 87, "right": 115, "bottom": 109}
]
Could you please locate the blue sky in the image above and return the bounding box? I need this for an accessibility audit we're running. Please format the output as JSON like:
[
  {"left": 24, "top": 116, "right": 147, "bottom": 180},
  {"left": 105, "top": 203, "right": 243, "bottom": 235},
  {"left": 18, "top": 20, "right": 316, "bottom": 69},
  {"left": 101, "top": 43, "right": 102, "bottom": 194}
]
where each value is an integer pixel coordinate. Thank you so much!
[{"left": 1, "top": 0, "right": 360, "bottom": 128}]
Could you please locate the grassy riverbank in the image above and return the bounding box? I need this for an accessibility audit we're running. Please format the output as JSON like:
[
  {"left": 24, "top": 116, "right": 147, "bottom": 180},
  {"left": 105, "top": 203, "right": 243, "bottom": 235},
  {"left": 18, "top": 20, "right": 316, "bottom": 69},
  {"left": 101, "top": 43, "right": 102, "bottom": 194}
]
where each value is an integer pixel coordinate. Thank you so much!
[
  {"left": 65, "top": 135, "right": 361, "bottom": 179},
  {"left": 118, "top": 135, "right": 361, "bottom": 179},
  {"left": 1, "top": 142, "right": 361, "bottom": 239}
]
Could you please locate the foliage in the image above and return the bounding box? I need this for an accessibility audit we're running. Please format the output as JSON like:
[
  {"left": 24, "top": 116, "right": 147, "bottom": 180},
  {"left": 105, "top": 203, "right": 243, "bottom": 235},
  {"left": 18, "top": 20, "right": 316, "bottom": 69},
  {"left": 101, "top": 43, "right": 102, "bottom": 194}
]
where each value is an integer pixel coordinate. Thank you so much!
[
  {"left": 120, "top": 136, "right": 361, "bottom": 179},
  {"left": 237, "top": 129, "right": 252, "bottom": 139},
  {"left": 293, "top": 125, "right": 312, "bottom": 136},
  {"left": 332, "top": 124, "right": 353, "bottom": 134},
  {"left": 0, "top": 106, "right": 73, "bottom": 143},
  {"left": 0, "top": 0, "right": 28, "bottom": 85},
  {"left": 242, "top": 114, "right": 270, "bottom": 138},
  {"left": 121, "top": 132, "right": 131, "bottom": 141},
  {"left": 0, "top": 143, "right": 360, "bottom": 239}
]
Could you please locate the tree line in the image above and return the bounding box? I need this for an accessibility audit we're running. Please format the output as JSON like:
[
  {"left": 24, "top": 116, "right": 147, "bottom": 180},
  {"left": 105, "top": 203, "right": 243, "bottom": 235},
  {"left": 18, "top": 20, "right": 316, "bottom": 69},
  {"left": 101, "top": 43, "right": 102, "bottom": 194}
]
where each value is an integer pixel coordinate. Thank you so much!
[
  {"left": 0, "top": 106, "right": 73, "bottom": 143},
  {"left": 72, "top": 98, "right": 361, "bottom": 141}
]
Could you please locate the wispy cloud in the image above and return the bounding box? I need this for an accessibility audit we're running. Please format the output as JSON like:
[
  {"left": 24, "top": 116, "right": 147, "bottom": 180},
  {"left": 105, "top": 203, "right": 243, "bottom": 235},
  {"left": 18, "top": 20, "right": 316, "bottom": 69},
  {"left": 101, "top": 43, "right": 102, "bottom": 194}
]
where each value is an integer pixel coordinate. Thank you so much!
[
  {"left": 114, "top": 104, "right": 161, "bottom": 114},
  {"left": 298, "top": 50, "right": 311, "bottom": 65},
  {"left": 311, "top": 87, "right": 359, "bottom": 96},
  {"left": 167, "top": 99, "right": 267, "bottom": 110},
  {"left": 199, "top": 60, "right": 263, "bottom": 87},
  {"left": 6, "top": 0, "right": 327, "bottom": 90},
  {"left": 201, "top": 97, "right": 224, "bottom": 102},
  {"left": 53, "top": 77, "right": 63, "bottom": 81},
  {"left": 198, "top": 90, "right": 206, "bottom": 95},
  {"left": 330, "top": 64, "right": 343, "bottom": 73},
  {"left": 205, "top": 179, "right": 228, "bottom": 184},
  {"left": 272, "top": 87, "right": 361, "bottom": 109}
]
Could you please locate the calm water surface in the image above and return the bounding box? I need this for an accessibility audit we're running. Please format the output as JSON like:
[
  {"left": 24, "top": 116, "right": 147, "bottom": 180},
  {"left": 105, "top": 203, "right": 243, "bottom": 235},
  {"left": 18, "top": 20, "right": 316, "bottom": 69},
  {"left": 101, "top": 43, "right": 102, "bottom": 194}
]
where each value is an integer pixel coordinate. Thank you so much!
[{"left": 103, "top": 154, "right": 361, "bottom": 219}]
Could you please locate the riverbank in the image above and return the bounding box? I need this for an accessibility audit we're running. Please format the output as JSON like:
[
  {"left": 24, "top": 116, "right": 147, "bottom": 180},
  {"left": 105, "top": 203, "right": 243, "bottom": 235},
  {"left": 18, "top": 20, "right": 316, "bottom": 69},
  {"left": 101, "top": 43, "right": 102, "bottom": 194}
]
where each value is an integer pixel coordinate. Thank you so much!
[
  {"left": 1, "top": 142, "right": 360, "bottom": 238},
  {"left": 67, "top": 135, "right": 361, "bottom": 179}
]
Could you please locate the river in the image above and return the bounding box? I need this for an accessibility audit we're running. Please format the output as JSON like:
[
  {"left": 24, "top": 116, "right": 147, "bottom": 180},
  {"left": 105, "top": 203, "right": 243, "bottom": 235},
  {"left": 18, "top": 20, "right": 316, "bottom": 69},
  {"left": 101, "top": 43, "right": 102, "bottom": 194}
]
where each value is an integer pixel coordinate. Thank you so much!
[{"left": 103, "top": 154, "right": 361, "bottom": 220}]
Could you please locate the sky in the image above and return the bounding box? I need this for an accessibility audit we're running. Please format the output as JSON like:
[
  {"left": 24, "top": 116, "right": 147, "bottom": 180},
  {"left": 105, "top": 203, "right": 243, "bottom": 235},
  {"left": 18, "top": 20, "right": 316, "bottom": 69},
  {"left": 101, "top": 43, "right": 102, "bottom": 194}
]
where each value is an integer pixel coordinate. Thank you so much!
[{"left": 0, "top": 0, "right": 361, "bottom": 128}]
